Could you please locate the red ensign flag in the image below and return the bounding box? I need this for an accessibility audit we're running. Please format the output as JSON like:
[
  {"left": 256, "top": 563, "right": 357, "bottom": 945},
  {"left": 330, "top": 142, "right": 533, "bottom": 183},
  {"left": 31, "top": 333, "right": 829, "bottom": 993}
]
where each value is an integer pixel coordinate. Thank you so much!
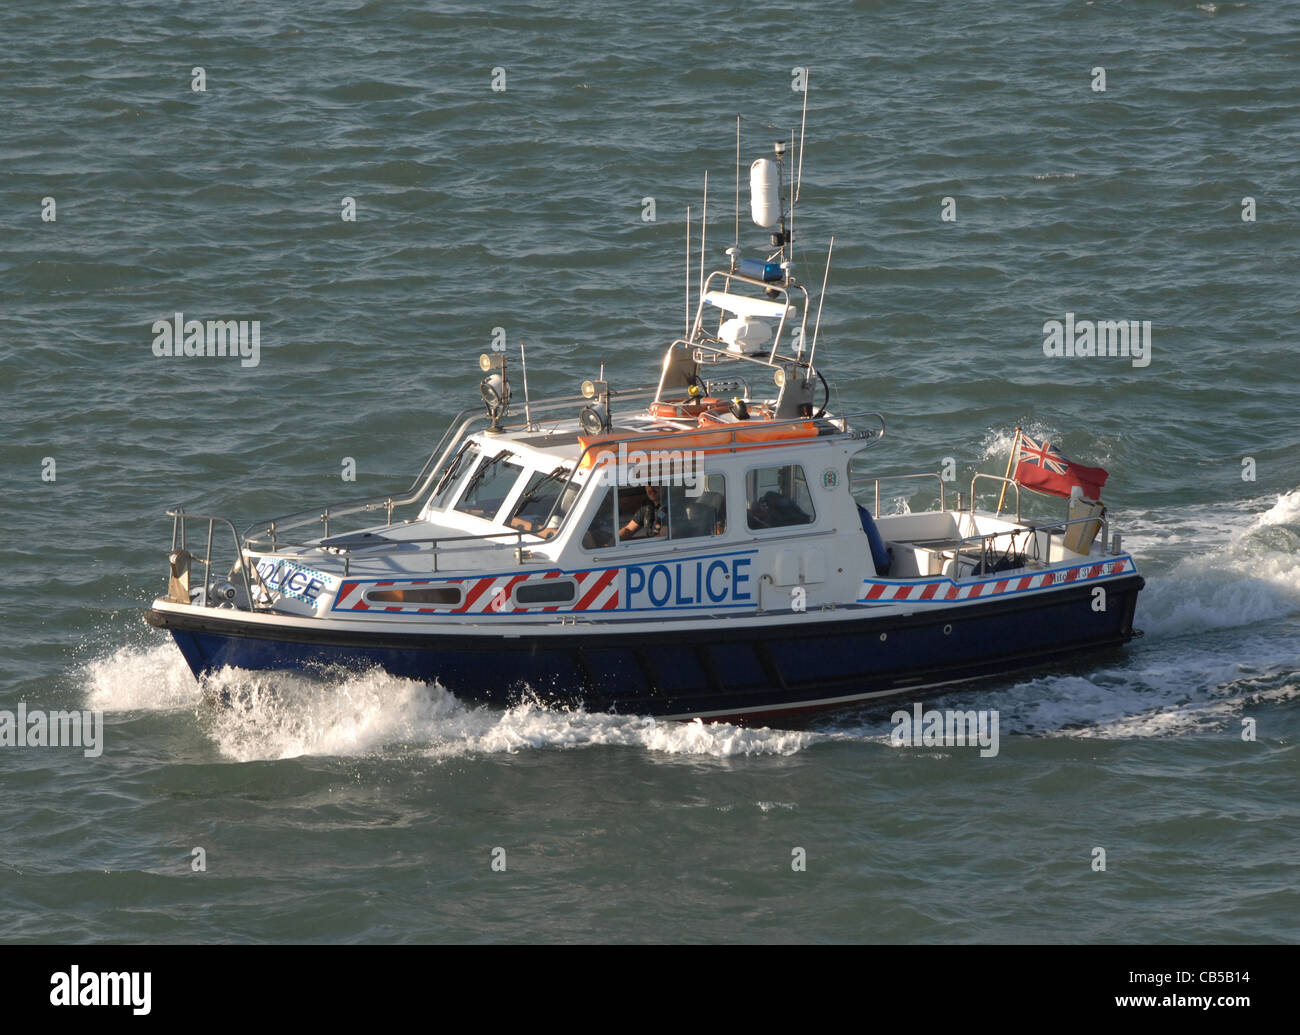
[{"left": 1013, "top": 432, "right": 1108, "bottom": 500}]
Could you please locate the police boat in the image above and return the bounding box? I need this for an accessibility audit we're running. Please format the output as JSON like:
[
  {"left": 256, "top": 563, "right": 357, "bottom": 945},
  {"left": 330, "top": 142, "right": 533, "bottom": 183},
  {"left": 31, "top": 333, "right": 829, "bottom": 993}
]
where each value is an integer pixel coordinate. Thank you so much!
[{"left": 146, "top": 133, "right": 1144, "bottom": 723}]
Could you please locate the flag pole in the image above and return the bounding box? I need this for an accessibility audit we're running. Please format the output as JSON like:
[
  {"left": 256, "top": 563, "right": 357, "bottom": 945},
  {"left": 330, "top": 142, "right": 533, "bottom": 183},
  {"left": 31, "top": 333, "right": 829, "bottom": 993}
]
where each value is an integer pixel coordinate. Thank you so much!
[{"left": 997, "top": 427, "right": 1020, "bottom": 516}]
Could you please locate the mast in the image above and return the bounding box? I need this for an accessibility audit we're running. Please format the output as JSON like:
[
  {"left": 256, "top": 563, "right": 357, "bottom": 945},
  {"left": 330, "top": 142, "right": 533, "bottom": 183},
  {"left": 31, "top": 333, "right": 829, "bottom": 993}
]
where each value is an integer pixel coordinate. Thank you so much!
[
  {"left": 733, "top": 115, "right": 740, "bottom": 264},
  {"left": 685, "top": 205, "right": 691, "bottom": 339},
  {"left": 795, "top": 66, "right": 809, "bottom": 203},
  {"left": 699, "top": 171, "right": 708, "bottom": 307},
  {"left": 809, "top": 236, "right": 834, "bottom": 367}
]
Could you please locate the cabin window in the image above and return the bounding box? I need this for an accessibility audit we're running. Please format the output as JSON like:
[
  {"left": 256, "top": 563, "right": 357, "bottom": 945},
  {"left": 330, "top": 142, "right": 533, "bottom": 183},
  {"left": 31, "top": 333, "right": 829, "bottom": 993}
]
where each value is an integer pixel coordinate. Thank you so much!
[
  {"left": 746, "top": 465, "right": 815, "bottom": 530},
  {"left": 365, "top": 586, "right": 463, "bottom": 606},
  {"left": 583, "top": 478, "right": 728, "bottom": 548},
  {"left": 676, "top": 475, "right": 728, "bottom": 540},
  {"left": 582, "top": 488, "right": 616, "bottom": 550},
  {"left": 617, "top": 484, "right": 667, "bottom": 542},
  {"left": 506, "top": 466, "right": 578, "bottom": 538},
  {"left": 614, "top": 476, "right": 728, "bottom": 544},
  {"left": 666, "top": 474, "right": 726, "bottom": 540},
  {"left": 453, "top": 450, "right": 525, "bottom": 521},
  {"left": 514, "top": 579, "right": 578, "bottom": 605}
]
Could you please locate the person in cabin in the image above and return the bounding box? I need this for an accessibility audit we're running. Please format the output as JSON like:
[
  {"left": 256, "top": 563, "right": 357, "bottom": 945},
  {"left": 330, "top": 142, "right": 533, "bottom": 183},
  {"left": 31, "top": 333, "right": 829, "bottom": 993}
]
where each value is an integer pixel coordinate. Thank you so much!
[
  {"left": 620, "top": 483, "right": 667, "bottom": 539},
  {"left": 748, "top": 490, "right": 808, "bottom": 529}
]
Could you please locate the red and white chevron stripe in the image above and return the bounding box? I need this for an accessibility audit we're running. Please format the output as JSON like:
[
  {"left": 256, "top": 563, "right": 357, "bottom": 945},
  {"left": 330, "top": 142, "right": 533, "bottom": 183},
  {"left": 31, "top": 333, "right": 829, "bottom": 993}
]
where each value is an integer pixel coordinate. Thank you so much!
[
  {"left": 569, "top": 567, "right": 620, "bottom": 611},
  {"left": 859, "top": 558, "right": 1134, "bottom": 604},
  {"left": 334, "top": 580, "right": 372, "bottom": 611},
  {"left": 332, "top": 568, "right": 620, "bottom": 615}
]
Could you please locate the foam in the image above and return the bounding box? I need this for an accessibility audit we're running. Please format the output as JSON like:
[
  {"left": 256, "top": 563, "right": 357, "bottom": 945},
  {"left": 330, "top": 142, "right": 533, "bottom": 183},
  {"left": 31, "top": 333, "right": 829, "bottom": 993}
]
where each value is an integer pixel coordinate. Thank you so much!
[
  {"left": 1256, "top": 488, "right": 1300, "bottom": 529},
  {"left": 83, "top": 641, "right": 204, "bottom": 712},
  {"left": 1136, "top": 489, "right": 1300, "bottom": 638},
  {"left": 208, "top": 671, "right": 819, "bottom": 762},
  {"left": 76, "top": 654, "right": 820, "bottom": 762}
]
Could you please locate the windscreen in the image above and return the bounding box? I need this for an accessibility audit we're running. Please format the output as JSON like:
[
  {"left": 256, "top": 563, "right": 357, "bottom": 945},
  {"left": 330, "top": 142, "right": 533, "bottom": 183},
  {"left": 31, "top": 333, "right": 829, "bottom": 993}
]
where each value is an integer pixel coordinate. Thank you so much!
[{"left": 453, "top": 451, "right": 525, "bottom": 521}]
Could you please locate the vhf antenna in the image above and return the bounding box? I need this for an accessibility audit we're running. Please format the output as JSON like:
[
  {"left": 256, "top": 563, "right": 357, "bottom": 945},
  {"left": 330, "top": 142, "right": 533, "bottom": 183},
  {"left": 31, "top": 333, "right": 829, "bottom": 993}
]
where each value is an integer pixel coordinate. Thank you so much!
[
  {"left": 795, "top": 66, "right": 809, "bottom": 203},
  {"left": 773, "top": 138, "right": 789, "bottom": 267},
  {"left": 730, "top": 115, "right": 740, "bottom": 272},
  {"left": 685, "top": 205, "right": 691, "bottom": 338},
  {"left": 699, "top": 170, "right": 708, "bottom": 306}
]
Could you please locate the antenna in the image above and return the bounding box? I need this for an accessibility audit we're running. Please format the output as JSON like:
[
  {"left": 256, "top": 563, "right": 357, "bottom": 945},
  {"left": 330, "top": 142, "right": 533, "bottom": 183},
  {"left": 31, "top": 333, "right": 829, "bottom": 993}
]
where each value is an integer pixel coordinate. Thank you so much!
[
  {"left": 519, "top": 341, "right": 533, "bottom": 428},
  {"left": 796, "top": 67, "right": 809, "bottom": 203},
  {"left": 809, "top": 235, "right": 834, "bottom": 366},
  {"left": 733, "top": 115, "right": 740, "bottom": 257},
  {"left": 771, "top": 138, "right": 788, "bottom": 267},
  {"left": 699, "top": 171, "right": 708, "bottom": 307},
  {"left": 685, "top": 205, "right": 691, "bottom": 339},
  {"left": 789, "top": 130, "right": 795, "bottom": 267}
]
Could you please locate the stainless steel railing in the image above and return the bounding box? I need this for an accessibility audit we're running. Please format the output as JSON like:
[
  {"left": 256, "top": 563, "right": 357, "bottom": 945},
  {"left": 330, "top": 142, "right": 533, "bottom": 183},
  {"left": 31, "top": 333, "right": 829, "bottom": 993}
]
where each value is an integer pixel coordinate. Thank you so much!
[
  {"left": 969, "top": 473, "right": 1022, "bottom": 523},
  {"left": 240, "top": 386, "right": 661, "bottom": 548},
  {"left": 850, "top": 471, "right": 948, "bottom": 517},
  {"left": 167, "top": 507, "right": 259, "bottom": 608},
  {"left": 173, "top": 402, "right": 887, "bottom": 587},
  {"left": 311, "top": 529, "right": 531, "bottom": 576},
  {"left": 946, "top": 512, "right": 1114, "bottom": 576},
  {"left": 250, "top": 407, "right": 886, "bottom": 558}
]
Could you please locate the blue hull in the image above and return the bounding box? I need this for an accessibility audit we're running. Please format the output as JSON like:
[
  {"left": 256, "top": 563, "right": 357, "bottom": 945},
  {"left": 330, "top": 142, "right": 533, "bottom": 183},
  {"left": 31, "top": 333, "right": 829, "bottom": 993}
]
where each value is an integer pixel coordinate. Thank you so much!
[{"left": 148, "top": 575, "right": 1143, "bottom": 719}]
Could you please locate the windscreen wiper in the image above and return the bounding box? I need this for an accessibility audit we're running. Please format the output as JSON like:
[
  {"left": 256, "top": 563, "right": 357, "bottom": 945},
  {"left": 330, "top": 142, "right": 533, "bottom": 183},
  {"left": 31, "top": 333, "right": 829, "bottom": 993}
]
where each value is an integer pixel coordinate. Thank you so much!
[
  {"left": 517, "top": 466, "right": 570, "bottom": 505},
  {"left": 431, "top": 442, "right": 475, "bottom": 499}
]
